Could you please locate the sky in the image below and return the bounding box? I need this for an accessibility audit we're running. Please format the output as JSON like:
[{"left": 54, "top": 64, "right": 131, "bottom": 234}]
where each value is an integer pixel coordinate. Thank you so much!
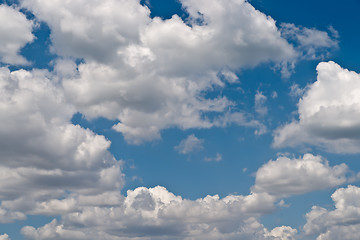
[{"left": 0, "top": 0, "right": 360, "bottom": 239}]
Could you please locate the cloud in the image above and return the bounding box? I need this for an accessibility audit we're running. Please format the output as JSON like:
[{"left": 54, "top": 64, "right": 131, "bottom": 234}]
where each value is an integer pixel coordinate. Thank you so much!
[
  {"left": 274, "top": 61, "right": 360, "bottom": 153},
  {"left": 0, "top": 66, "right": 123, "bottom": 219},
  {"left": 18, "top": 0, "right": 301, "bottom": 144},
  {"left": 213, "top": 112, "right": 268, "bottom": 136},
  {"left": 175, "top": 134, "right": 204, "bottom": 154},
  {"left": 271, "top": 91, "right": 278, "bottom": 99},
  {"left": 304, "top": 185, "right": 360, "bottom": 240},
  {"left": 21, "top": 186, "right": 281, "bottom": 240},
  {"left": 252, "top": 154, "right": 349, "bottom": 197},
  {"left": 0, "top": 4, "right": 35, "bottom": 65},
  {"left": 0, "top": 65, "right": 306, "bottom": 240},
  {"left": 0, "top": 234, "right": 10, "bottom": 240},
  {"left": 280, "top": 23, "right": 338, "bottom": 60},
  {"left": 289, "top": 83, "right": 307, "bottom": 98},
  {"left": 204, "top": 153, "right": 223, "bottom": 162},
  {"left": 19, "top": 153, "right": 345, "bottom": 239},
  {"left": 264, "top": 226, "right": 297, "bottom": 240},
  {"left": 20, "top": 0, "right": 151, "bottom": 63},
  {"left": 17, "top": 0, "right": 337, "bottom": 144},
  {"left": 255, "top": 91, "right": 268, "bottom": 116},
  {"left": 0, "top": 1, "right": 347, "bottom": 239}
]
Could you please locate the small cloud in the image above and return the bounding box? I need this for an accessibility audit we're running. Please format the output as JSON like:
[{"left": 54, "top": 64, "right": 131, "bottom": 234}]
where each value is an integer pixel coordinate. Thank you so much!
[
  {"left": 289, "top": 83, "right": 307, "bottom": 98},
  {"left": 255, "top": 91, "right": 268, "bottom": 116},
  {"left": 174, "top": 134, "right": 204, "bottom": 154},
  {"left": 218, "top": 69, "right": 239, "bottom": 84},
  {"left": 277, "top": 199, "right": 290, "bottom": 208},
  {"left": 204, "top": 153, "right": 222, "bottom": 162},
  {"left": 132, "top": 176, "right": 143, "bottom": 183},
  {"left": 271, "top": 91, "right": 278, "bottom": 99}
]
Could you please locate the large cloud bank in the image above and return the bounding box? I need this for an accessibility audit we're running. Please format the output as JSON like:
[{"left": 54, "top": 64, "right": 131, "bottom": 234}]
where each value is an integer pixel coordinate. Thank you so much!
[{"left": 0, "top": 0, "right": 347, "bottom": 239}]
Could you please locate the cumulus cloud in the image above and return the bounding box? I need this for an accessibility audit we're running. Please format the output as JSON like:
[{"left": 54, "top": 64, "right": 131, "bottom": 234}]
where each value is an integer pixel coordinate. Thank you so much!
[
  {"left": 20, "top": 0, "right": 151, "bottom": 63},
  {"left": 0, "top": 1, "right": 346, "bottom": 239},
  {"left": 17, "top": 0, "right": 303, "bottom": 144},
  {"left": 274, "top": 61, "right": 360, "bottom": 153},
  {"left": 175, "top": 134, "right": 204, "bottom": 154},
  {"left": 0, "top": 234, "right": 10, "bottom": 240},
  {"left": 0, "top": 66, "right": 123, "bottom": 220},
  {"left": 0, "top": 4, "right": 35, "bottom": 65},
  {"left": 19, "top": 153, "right": 345, "bottom": 239},
  {"left": 21, "top": 186, "right": 281, "bottom": 240},
  {"left": 16, "top": 0, "right": 336, "bottom": 143},
  {"left": 304, "top": 185, "right": 360, "bottom": 240},
  {"left": 0, "top": 64, "right": 302, "bottom": 240},
  {"left": 252, "top": 154, "right": 349, "bottom": 197},
  {"left": 264, "top": 226, "right": 297, "bottom": 240}
]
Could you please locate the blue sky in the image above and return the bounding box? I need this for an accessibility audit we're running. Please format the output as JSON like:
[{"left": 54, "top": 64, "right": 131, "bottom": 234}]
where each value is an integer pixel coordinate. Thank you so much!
[{"left": 0, "top": 0, "right": 360, "bottom": 239}]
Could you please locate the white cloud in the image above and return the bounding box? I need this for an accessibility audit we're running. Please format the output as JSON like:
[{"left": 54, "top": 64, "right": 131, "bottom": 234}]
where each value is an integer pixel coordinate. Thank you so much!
[
  {"left": 0, "top": 234, "right": 10, "bottom": 240},
  {"left": 19, "top": 152, "right": 349, "bottom": 239},
  {"left": 18, "top": 0, "right": 302, "bottom": 144},
  {"left": 304, "top": 185, "right": 360, "bottom": 240},
  {"left": 274, "top": 61, "right": 360, "bottom": 153},
  {"left": 252, "top": 154, "right": 349, "bottom": 197},
  {"left": 0, "top": 4, "right": 34, "bottom": 65},
  {"left": 255, "top": 91, "right": 268, "bottom": 116},
  {"left": 0, "top": 67, "right": 123, "bottom": 219},
  {"left": 280, "top": 23, "right": 338, "bottom": 60},
  {"left": 0, "top": 1, "right": 347, "bottom": 239},
  {"left": 20, "top": 0, "right": 151, "bottom": 63},
  {"left": 213, "top": 112, "right": 268, "bottom": 136},
  {"left": 204, "top": 153, "right": 223, "bottom": 162},
  {"left": 264, "top": 226, "right": 297, "bottom": 240},
  {"left": 271, "top": 91, "right": 278, "bottom": 99},
  {"left": 175, "top": 134, "right": 204, "bottom": 154},
  {"left": 289, "top": 83, "right": 307, "bottom": 98},
  {"left": 21, "top": 186, "right": 281, "bottom": 240}
]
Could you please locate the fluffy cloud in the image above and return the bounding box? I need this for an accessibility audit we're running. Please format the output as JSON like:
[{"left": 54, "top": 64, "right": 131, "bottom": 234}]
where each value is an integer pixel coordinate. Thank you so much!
[
  {"left": 0, "top": 66, "right": 123, "bottom": 219},
  {"left": 18, "top": 0, "right": 302, "bottom": 143},
  {"left": 20, "top": 153, "right": 345, "bottom": 239},
  {"left": 0, "top": 4, "right": 34, "bottom": 65},
  {"left": 21, "top": 186, "right": 281, "bottom": 240},
  {"left": 0, "top": 234, "right": 10, "bottom": 240},
  {"left": 304, "top": 185, "right": 360, "bottom": 240},
  {"left": 252, "top": 154, "right": 349, "bottom": 197},
  {"left": 18, "top": 0, "right": 336, "bottom": 143},
  {"left": 20, "top": 0, "right": 151, "bottom": 63},
  {"left": 175, "top": 134, "right": 204, "bottom": 154},
  {"left": 274, "top": 61, "right": 360, "bottom": 153},
  {"left": 0, "top": 1, "right": 347, "bottom": 239},
  {"left": 0, "top": 65, "right": 303, "bottom": 240},
  {"left": 264, "top": 226, "right": 297, "bottom": 240}
]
